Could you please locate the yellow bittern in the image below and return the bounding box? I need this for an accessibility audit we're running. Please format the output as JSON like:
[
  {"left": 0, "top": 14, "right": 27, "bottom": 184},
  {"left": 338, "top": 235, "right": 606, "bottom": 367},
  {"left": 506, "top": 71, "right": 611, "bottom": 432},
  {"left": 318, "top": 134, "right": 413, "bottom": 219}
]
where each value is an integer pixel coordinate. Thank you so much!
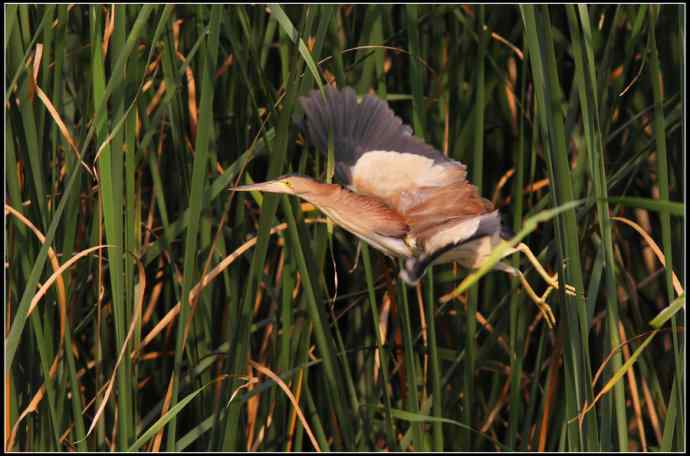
[{"left": 233, "top": 86, "right": 574, "bottom": 327}]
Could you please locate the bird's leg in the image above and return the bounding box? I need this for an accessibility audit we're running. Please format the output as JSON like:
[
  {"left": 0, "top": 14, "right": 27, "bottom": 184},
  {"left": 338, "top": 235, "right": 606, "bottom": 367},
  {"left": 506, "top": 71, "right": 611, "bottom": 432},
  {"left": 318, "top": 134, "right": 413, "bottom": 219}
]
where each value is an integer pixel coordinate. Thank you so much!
[
  {"left": 512, "top": 269, "right": 557, "bottom": 328},
  {"left": 515, "top": 243, "right": 577, "bottom": 297}
]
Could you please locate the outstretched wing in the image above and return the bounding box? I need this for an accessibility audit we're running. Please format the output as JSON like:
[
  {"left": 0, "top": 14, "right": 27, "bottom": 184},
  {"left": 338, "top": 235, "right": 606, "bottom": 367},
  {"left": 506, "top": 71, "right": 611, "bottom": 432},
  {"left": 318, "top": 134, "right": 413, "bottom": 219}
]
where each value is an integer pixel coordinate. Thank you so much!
[
  {"left": 299, "top": 86, "right": 445, "bottom": 185},
  {"left": 299, "top": 86, "right": 497, "bottom": 253}
]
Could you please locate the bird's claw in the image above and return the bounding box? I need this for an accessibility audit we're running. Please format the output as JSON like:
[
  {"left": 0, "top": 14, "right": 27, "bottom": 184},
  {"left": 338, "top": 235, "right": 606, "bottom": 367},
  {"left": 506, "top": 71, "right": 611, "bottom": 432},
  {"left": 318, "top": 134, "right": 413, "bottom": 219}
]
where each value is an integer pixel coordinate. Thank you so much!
[
  {"left": 535, "top": 298, "right": 557, "bottom": 329},
  {"left": 547, "top": 273, "right": 578, "bottom": 297},
  {"left": 530, "top": 284, "right": 557, "bottom": 328}
]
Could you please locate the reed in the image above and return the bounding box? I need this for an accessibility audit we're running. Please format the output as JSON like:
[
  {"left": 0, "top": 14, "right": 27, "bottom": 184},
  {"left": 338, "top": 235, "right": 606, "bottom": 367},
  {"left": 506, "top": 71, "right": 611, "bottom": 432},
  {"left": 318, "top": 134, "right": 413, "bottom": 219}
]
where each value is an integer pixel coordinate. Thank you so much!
[{"left": 5, "top": 4, "right": 684, "bottom": 451}]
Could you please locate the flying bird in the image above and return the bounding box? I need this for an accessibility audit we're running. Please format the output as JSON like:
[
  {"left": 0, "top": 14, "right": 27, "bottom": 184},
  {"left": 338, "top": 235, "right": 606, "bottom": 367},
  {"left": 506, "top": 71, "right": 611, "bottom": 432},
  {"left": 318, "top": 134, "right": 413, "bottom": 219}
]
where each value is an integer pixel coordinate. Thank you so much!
[{"left": 233, "top": 86, "right": 574, "bottom": 327}]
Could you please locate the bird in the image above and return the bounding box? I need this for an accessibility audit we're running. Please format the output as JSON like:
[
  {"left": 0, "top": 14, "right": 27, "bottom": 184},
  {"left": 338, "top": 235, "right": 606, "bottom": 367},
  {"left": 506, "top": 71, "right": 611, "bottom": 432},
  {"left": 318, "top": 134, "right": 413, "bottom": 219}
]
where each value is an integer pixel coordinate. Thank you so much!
[{"left": 232, "top": 86, "right": 574, "bottom": 328}]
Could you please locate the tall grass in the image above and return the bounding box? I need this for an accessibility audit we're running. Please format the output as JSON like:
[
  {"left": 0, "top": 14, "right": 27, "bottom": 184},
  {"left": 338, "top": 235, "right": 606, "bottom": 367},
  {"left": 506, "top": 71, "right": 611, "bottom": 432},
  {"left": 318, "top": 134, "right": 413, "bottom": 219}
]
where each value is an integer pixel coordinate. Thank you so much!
[{"left": 5, "top": 4, "right": 685, "bottom": 451}]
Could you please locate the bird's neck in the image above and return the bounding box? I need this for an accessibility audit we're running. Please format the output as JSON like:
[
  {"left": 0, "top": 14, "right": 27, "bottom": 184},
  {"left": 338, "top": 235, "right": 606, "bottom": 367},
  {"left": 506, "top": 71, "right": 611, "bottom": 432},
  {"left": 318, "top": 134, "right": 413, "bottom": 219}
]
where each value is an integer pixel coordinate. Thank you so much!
[{"left": 300, "top": 181, "right": 342, "bottom": 207}]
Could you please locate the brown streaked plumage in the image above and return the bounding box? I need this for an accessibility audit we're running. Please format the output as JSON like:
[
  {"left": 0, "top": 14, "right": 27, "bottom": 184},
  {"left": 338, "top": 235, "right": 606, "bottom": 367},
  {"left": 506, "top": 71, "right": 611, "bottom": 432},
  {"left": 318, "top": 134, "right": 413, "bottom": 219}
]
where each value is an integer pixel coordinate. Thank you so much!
[{"left": 232, "top": 86, "right": 576, "bottom": 328}]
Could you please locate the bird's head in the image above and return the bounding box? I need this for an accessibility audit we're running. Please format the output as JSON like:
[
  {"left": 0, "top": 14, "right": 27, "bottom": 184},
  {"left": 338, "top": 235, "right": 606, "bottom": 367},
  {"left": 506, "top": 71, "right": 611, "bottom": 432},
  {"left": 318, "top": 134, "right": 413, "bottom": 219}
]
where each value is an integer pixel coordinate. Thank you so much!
[{"left": 230, "top": 174, "right": 320, "bottom": 197}]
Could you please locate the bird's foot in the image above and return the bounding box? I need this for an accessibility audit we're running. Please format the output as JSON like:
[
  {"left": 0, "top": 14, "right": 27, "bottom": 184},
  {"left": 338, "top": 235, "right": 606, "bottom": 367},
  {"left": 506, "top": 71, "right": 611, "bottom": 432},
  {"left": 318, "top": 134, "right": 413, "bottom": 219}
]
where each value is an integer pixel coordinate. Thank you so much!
[
  {"left": 515, "top": 242, "right": 578, "bottom": 298},
  {"left": 535, "top": 299, "right": 557, "bottom": 329},
  {"left": 529, "top": 287, "right": 557, "bottom": 329},
  {"left": 514, "top": 270, "right": 557, "bottom": 328},
  {"left": 546, "top": 273, "right": 577, "bottom": 297}
]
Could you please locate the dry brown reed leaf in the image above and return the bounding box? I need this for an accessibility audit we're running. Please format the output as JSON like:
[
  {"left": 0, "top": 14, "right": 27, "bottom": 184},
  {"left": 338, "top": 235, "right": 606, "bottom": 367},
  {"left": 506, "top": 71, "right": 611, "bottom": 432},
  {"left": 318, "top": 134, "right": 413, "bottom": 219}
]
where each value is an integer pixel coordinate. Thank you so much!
[
  {"left": 135, "top": 218, "right": 327, "bottom": 354},
  {"left": 249, "top": 360, "right": 321, "bottom": 452},
  {"left": 5, "top": 204, "right": 68, "bottom": 344},
  {"left": 82, "top": 256, "right": 146, "bottom": 440},
  {"left": 611, "top": 216, "right": 683, "bottom": 296}
]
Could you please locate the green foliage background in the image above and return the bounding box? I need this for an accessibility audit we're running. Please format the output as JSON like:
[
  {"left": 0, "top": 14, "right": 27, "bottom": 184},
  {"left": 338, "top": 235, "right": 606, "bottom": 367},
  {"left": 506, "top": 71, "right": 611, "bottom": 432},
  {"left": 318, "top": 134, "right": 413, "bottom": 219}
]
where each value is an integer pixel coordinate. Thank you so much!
[{"left": 5, "top": 4, "right": 685, "bottom": 451}]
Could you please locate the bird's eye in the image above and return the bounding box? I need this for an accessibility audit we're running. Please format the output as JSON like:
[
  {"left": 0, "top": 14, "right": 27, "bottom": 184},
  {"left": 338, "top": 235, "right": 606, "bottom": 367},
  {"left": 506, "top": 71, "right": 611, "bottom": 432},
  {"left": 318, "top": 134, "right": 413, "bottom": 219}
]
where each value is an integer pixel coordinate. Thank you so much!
[{"left": 284, "top": 180, "right": 293, "bottom": 189}]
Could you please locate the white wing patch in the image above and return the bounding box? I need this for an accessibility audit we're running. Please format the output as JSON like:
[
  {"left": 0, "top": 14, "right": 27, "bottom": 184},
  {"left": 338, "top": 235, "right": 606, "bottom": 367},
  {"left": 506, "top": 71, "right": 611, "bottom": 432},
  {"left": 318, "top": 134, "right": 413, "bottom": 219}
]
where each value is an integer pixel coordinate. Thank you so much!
[
  {"left": 350, "top": 150, "right": 465, "bottom": 200},
  {"left": 424, "top": 217, "right": 481, "bottom": 256}
]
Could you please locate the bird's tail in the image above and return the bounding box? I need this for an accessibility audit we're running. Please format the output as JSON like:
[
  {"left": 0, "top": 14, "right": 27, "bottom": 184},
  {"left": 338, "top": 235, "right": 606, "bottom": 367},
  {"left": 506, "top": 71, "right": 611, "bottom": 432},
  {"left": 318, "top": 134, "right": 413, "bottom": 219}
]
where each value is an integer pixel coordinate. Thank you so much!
[{"left": 399, "top": 256, "right": 430, "bottom": 286}]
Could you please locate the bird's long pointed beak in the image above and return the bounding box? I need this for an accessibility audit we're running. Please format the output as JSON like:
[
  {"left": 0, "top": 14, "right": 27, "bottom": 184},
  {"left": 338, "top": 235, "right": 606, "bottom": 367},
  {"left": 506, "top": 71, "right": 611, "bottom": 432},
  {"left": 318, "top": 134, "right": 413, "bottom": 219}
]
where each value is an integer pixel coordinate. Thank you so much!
[{"left": 229, "top": 180, "right": 292, "bottom": 194}]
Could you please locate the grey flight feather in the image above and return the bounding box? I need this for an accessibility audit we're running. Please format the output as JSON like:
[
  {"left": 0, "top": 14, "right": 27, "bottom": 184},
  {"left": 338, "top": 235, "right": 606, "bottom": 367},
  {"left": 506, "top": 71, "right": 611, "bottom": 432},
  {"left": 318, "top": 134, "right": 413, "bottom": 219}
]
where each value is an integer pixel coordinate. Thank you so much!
[{"left": 299, "top": 86, "right": 446, "bottom": 185}]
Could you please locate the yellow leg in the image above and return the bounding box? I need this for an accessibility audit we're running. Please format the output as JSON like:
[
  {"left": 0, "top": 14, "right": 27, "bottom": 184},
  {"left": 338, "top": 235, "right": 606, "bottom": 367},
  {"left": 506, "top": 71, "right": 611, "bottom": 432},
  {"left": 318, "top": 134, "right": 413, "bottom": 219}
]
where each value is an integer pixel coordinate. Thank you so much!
[
  {"left": 515, "top": 243, "right": 577, "bottom": 296},
  {"left": 513, "top": 269, "right": 557, "bottom": 328}
]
